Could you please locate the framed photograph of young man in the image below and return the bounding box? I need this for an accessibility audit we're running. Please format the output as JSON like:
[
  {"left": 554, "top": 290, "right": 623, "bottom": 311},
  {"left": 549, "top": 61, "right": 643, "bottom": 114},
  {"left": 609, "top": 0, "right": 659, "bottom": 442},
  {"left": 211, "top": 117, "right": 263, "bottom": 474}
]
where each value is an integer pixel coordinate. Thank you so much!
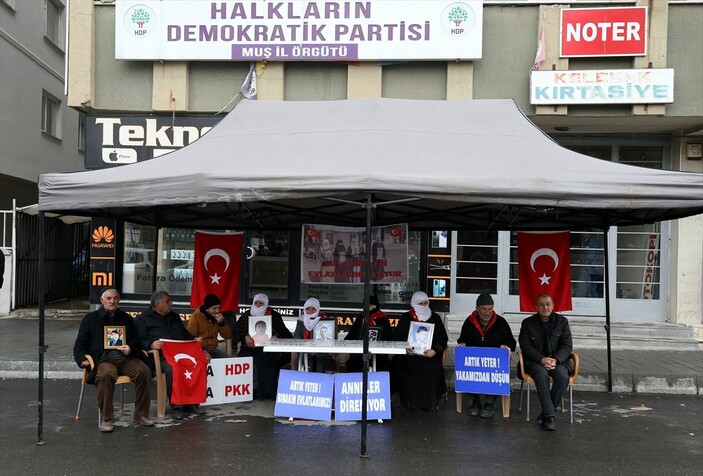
[
  {"left": 407, "top": 322, "right": 434, "bottom": 355},
  {"left": 104, "top": 326, "right": 126, "bottom": 349},
  {"left": 248, "top": 315, "right": 272, "bottom": 346},
  {"left": 313, "top": 321, "right": 336, "bottom": 342}
]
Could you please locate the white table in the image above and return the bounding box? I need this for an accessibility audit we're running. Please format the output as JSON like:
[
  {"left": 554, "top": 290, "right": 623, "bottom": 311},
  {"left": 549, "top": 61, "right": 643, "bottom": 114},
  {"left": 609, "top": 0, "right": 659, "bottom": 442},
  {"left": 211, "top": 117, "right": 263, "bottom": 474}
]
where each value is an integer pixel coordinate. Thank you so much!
[{"left": 263, "top": 339, "right": 408, "bottom": 372}]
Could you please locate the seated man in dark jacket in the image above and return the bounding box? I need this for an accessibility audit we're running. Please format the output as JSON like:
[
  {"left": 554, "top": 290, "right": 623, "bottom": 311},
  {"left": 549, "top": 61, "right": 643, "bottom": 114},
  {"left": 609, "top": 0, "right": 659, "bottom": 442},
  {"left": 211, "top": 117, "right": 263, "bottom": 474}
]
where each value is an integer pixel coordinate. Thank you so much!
[
  {"left": 136, "top": 290, "right": 204, "bottom": 419},
  {"left": 457, "top": 292, "right": 516, "bottom": 418},
  {"left": 73, "top": 286, "right": 153, "bottom": 432},
  {"left": 518, "top": 293, "right": 574, "bottom": 431}
]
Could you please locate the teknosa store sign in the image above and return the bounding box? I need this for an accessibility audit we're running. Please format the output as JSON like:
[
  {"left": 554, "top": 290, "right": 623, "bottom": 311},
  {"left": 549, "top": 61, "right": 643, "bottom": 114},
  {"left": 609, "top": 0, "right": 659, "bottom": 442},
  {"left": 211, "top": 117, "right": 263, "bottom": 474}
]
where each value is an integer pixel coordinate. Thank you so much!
[{"left": 560, "top": 7, "right": 648, "bottom": 57}]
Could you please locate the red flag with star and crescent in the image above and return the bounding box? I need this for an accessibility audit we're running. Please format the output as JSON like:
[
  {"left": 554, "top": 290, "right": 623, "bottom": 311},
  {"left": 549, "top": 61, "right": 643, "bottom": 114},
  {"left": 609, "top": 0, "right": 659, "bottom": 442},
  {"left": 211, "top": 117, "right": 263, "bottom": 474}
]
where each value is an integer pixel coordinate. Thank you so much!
[
  {"left": 161, "top": 339, "right": 208, "bottom": 405},
  {"left": 190, "top": 231, "right": 243, "bottom": 312},
  {"left": 518, "top": 231, "right": 572, "bottom": 312}
]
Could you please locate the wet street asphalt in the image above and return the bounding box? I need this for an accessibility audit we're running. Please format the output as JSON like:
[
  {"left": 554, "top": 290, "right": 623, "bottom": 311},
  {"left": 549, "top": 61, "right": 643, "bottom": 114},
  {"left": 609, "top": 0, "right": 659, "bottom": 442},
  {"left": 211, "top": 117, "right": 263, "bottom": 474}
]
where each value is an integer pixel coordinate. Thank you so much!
[{"left": 1, "top": 378, "right": 701, "bottom": 475}]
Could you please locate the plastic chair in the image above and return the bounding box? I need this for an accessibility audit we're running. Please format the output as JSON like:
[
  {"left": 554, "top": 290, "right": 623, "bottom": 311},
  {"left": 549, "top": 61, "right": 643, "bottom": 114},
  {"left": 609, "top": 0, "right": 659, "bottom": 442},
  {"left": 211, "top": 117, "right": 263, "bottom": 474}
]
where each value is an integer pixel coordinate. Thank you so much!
[
  {"left": 517, "top": 351, "right": 580, "bottom": 423},
  {"left": 75, "top": 354, "right": 133, "bottom": 426}
]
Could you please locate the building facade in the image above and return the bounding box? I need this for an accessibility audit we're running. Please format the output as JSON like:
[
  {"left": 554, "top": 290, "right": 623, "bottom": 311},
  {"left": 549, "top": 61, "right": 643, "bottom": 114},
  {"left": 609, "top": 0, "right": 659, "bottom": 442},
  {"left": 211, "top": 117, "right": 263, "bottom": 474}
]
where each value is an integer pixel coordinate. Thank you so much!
[
  {"left": 65, "top": 0, "right": 702, "bottom": 329},
  {"left": 0, "top": 0, "right": 83, "bottom": 210}
]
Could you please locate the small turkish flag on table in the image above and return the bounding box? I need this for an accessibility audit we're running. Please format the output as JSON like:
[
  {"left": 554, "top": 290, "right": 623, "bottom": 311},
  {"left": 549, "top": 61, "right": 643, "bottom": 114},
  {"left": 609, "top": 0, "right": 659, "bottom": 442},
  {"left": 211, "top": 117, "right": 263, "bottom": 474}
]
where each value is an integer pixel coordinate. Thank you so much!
[
  {"left": 161, "top": 340, "right": 208, "bottom": 405},
  {"left": 518, "top": 231, "right": 572, "bottom": 312},
  {"left": 190, "top": 231, "right": 243, "bottom": 311}
]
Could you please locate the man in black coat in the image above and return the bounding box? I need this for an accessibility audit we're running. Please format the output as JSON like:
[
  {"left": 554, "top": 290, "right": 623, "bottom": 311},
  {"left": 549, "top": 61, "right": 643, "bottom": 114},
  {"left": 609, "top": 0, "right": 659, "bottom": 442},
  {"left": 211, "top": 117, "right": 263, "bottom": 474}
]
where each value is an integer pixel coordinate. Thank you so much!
[
  {"left": 518, "top": 293, "right": 574, "bottom": 431},
  {"left": 135, "top": 290, "right": 201, "bottom": 419},
  {"left": 73, "top": 287, "right": 153, "bottom": 432},
  {"left": 457, "top": 292, "right": 516, "bottom": 418}
]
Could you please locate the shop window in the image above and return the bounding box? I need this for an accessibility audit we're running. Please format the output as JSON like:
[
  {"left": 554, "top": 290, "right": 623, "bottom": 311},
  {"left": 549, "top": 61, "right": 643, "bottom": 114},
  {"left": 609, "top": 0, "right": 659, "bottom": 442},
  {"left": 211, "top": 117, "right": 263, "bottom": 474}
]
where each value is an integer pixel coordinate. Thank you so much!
[
  {"left": 122, "top": 223, "right": 157, "bottom": 294},
  {"left": 455, "top": 230, "right": 498, "bottom": 294},
  {"left": 615, "top": 224, "right": 661, "bottom": 300},
  {"left": 41, "top": 91, "right": 60, "bottom": 138},
  {"left": 248, "top": 231, "right": 290, "bottom": 301},
  {"left": 159, "top": 228, "right": 197, "bottom": 297}
]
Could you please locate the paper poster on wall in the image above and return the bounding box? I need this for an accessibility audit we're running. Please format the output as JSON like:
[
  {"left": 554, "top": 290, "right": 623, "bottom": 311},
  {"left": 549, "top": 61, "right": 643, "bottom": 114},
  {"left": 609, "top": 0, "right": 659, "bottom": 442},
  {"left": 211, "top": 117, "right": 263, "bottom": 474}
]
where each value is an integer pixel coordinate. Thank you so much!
[{"left": 301, "top": 224, "right": 409, "bottom": 284}]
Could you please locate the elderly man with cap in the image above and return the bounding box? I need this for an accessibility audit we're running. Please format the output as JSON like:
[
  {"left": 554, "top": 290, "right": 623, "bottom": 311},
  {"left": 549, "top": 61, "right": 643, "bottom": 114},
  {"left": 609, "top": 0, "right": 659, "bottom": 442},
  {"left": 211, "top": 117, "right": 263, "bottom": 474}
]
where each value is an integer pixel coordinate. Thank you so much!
[
  {"left": 187, "top": 293, "right": 233, "bottom": 359},
  {"left": 457, "top": 292, "right": 516, "bottom": 418},
  {"left": 73, "top": 287, "right": 154, "bottom": 432}
]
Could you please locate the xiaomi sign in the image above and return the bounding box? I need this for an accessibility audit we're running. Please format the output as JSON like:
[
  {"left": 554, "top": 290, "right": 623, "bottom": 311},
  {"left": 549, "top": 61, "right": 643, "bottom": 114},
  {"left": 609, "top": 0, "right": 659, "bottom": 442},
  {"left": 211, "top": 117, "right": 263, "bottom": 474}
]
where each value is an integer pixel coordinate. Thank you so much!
[{"left": 560, "top": 7, "right": 647, "bottom": 57}]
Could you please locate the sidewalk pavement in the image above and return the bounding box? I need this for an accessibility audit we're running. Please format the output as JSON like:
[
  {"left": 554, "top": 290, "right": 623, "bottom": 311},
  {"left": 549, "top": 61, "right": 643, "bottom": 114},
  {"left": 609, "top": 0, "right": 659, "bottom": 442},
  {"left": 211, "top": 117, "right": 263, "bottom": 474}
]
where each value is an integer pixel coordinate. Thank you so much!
[{"left": 2, "top": 315, "right": 701, "bottom": 394}]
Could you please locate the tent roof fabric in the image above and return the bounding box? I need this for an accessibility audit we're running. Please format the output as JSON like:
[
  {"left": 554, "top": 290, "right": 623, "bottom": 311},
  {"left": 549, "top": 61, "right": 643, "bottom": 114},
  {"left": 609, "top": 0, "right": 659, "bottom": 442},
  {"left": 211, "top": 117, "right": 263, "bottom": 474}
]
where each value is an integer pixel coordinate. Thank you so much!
[{"left": 38, "top": 98, "right": 703, "bottom": 230}]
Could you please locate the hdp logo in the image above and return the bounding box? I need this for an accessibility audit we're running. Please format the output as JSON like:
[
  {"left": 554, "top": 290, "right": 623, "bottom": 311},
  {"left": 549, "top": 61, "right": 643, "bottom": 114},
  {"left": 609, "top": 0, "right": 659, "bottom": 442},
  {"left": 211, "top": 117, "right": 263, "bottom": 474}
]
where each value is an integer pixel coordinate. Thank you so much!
[
  {"left": 92, "top": 226, "right": 114, "bottom": 244},
  {"left": 442, "top": 3, "right": 476, "bottom": 37},
  {"left": 124, "top": 4, "right": 156, "bottom": 38}
]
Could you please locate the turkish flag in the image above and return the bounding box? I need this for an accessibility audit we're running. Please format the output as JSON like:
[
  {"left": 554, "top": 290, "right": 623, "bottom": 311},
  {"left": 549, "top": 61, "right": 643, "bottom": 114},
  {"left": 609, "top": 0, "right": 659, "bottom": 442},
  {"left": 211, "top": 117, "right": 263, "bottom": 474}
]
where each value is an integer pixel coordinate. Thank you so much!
[
  {"left": 518, "top": 231, "right": 572, "bottom": 312},
  {"left": 161, "top": 340, "right": 208, "bottom": 405},
  {"left": 190, "top": 232, "right": 243, "bottom": 311}
]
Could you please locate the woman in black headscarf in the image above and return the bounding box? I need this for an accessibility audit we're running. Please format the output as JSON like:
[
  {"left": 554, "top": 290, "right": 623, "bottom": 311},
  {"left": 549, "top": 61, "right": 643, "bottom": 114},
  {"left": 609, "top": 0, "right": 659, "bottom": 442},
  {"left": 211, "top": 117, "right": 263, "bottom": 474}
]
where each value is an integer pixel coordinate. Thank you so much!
[{"left": 345, "top": 296, "right": 393, "bottom": 373}]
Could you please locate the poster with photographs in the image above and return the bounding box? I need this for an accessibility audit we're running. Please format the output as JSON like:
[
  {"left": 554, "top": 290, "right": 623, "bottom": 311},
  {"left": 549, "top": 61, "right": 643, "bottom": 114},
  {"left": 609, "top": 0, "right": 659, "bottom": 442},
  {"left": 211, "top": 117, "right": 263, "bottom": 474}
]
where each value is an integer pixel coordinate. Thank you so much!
[
  {"left": 301, "top": 223, "right": 409, "bottom": 284},
  {"left": 248, "top": 315, "right": 272, "bottom": 346},
  {"left": 313, "top": 321, "right": 336, "bottom": 342},
  {"left": 104, "top": 326, "right": 126, "bottom": 349},
  {"left": 407, "top": 322, "right": 434, "bottom": 355}
]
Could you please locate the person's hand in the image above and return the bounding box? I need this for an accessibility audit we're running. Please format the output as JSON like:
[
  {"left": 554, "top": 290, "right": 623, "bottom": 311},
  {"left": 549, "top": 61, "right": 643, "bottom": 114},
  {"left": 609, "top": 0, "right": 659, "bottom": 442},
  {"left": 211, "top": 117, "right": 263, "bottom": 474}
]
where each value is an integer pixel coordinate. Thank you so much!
[
  {"left": 540, "top": 357, "right": 556, "bottom": 370},
  {"left": 119, "top": 345, "right": 130, "bottom": 356},
  {"left": 405, "top": 347, "right": 413, "bottom": 355},
  {"left": 203, "top": 350, "right": 211, "bottom": 362},
  {"left": 213, "top": 312, "right": 225, "bottom": 323},
  {"left": 244, "top": 335, "right": 255, "bottom": 348},
  {"left": 194, "top": 337, "right": 203, "bottom": 342},
  {"left": 457, "top": 343, "right": 466, "bottom": 347},
  {"left": 151, "top": 340, "right": 163, "bottom": 350},
  {"left": 500, "top": 344, "right": 512, "bottom": 358},
  {"left": 80, "top": 360, "right": 90, "bottom": 368},
  {"left": 423, "top": 348, "right": 436, "bottom": 358}
]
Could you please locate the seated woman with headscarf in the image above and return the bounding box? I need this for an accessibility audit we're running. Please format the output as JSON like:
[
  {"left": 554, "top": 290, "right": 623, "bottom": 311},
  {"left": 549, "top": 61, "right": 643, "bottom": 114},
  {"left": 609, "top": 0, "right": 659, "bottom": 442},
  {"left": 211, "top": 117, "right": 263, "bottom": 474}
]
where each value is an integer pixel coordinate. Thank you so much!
[
  {"left": 392, "top": 291, "right": 448, "bottom": 411},
  {"left": 344, "top": 295, "right": 393, "bottom": 373},
  {"left": 293, "top": 297, "right": 337, "bottom": 373},
  {"left": 236, "top": 293, "right": 293, "bottom": 400}
]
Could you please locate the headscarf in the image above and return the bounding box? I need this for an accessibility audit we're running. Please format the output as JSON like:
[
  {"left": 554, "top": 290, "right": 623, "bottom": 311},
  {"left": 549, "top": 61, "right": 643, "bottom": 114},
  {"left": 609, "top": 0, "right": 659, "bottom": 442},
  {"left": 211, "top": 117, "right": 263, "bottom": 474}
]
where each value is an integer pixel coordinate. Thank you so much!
[
  {"left": 410, "top": 291, "right": 432, "bottom": 322},
  {"left": 250, "top": 293, "right": 269, "bottom": 316},
  {"left": 302, "top": 297, "right": 321, "bottom": 331}
]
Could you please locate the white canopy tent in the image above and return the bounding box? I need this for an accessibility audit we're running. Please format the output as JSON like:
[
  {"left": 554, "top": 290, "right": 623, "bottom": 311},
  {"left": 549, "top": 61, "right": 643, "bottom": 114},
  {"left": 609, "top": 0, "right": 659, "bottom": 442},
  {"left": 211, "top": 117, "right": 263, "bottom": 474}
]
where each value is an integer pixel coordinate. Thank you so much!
[
  {"left": 39, "top": 98, "right": 703, "bottom": 230},
  {"left": 35, "top": 98, "right": 703, "bottom": 447}
]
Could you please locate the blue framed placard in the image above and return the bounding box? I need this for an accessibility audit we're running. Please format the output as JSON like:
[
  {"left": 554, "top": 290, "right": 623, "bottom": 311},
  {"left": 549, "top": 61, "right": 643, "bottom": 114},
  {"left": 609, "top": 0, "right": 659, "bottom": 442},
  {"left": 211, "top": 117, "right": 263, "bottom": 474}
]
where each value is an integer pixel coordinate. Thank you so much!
[
  {"left": 334, "top": 372, "right": 391, "bottom": 421},
  {"left": 454, "top": 346, "right": 511, "bottom": 396},
  {"left": 274, "top": 370, "right": 335, "bottom": 421}
]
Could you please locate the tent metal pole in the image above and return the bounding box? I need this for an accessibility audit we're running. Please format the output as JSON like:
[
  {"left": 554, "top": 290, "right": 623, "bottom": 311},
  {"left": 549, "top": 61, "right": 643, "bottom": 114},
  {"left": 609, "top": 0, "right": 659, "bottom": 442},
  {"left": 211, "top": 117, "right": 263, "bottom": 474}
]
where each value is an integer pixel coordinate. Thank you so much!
[
  {"left": 360, "top": 193, "right": 373, "bottom": 458},
  {"left": 37, "top": 212, "right": 47, "bottom": 445},
  {"left": 603, "top": 229, "right": 613, "bottom": 392}
]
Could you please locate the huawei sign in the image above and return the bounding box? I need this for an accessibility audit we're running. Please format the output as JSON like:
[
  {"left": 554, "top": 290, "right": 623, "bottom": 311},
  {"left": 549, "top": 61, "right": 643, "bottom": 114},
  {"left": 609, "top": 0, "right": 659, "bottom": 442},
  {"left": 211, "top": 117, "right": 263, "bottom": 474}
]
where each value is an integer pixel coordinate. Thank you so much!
[{"left": 91, "top": 226, "right": 115, "bottom": 249}]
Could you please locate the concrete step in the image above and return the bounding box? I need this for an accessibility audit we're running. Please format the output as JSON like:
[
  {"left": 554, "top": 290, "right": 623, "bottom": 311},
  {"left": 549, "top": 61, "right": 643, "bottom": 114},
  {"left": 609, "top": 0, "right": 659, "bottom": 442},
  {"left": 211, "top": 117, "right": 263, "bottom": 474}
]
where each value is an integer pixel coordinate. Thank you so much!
[{"left": 445, "top": 314, "right": 701, "bottom": 351}]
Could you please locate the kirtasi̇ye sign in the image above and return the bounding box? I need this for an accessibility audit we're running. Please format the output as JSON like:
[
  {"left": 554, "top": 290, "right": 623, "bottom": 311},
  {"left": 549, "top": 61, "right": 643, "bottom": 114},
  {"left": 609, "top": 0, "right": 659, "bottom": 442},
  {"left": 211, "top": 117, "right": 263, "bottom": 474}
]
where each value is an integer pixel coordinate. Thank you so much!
[
  {"left": 530, "top": 69, "right": 674, "bottom": 105},
  {"left": 115, "top": 0, "right": 483, "bottom": 61},
  {"left": 560, "top": 7, "right": 647, "bottom": 57}
]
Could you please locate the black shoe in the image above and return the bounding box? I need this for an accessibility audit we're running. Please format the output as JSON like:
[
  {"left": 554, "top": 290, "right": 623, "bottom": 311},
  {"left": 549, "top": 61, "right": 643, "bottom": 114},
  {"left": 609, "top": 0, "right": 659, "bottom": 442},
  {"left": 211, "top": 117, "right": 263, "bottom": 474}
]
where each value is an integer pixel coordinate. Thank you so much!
[
  {"left": 170, "top": 407, "right": 184, "bottom": 420},
  {"left": 184, "top": 404, "right": 206, "bottom": 415},
  {"left": 479, "top": 403, "right": 495, "bottom": 418},
  {"left": 468, "top": 403, "right": 481, "bottom": 417},
  {"left": 542, "top": 416, "right": 556, "bottom": 431},
  {"left": 536, "top": 414, "right": 544, "bottom": 426}
]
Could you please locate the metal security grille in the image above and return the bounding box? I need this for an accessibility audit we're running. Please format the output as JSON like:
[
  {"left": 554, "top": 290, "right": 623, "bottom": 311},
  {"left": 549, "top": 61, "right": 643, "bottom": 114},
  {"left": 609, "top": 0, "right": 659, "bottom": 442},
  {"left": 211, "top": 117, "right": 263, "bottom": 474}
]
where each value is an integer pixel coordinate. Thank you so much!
[{"left": 14, "top": 211, "right": 89, "bottom": 308}]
